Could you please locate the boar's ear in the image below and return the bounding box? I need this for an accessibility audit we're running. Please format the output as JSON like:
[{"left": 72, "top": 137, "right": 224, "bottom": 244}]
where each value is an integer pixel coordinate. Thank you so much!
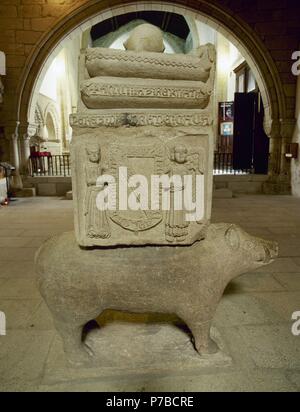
[{"left": 225, "top": 225, "right": 240, "bottom": 250}]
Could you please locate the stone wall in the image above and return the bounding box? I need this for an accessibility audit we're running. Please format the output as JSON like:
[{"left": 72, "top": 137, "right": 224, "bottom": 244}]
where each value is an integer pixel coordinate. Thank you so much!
[
  {"left": 291, "top": 70, "right": 300, "bottom": 197},
  {"left": 23, "top": 176, "right": 72, "bottom": 197},
  {"left": 214, "top": 174, "right": 269, "bottom": 195},
  {"left": 0, "top": 0, "right": 299, "bottom": 180}
]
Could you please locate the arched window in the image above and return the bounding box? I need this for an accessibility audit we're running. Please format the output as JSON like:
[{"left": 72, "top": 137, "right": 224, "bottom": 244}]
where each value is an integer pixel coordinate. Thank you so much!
[{"left": 45, "top": 112, "right": 57, "bottom": 142}]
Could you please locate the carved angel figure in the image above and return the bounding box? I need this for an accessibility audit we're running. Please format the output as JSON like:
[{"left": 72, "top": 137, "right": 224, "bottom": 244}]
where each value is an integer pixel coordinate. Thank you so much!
[
  {"left": 85, "top": 144, "right": 110, "bottom": 239},
  {"left": 165, "top": 145, "right": 205, "bottom": 243}
]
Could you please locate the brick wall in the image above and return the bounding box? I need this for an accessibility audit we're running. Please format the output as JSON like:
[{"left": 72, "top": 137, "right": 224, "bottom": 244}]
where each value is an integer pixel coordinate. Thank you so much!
[{"left": 0, "top": 0, "right": 299, "bottom": 162}]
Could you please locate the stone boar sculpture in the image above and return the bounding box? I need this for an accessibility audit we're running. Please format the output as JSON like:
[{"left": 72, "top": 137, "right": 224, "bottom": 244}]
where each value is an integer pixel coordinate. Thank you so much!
[{"left": 35, "top": 223, "right": 278, "bottom": 365}]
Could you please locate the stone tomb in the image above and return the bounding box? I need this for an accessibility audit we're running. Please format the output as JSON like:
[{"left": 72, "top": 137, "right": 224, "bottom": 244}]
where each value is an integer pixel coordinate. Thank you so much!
[
  {"left": 36, "top": 25, "right": 278, "bottom": 366},
  {"left": 70, "top": 24, "right": 216, "bottom": 247}
]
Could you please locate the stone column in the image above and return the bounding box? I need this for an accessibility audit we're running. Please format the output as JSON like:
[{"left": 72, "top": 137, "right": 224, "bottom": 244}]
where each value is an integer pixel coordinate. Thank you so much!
[
  {"left": 262, "top": 118, "right": 282, "bottom": 194},
  {"left": 20, "top": 134, "right": 31, "bottom": 175},
  {"left": 280, "top": 119, "right": 296, "bottom": 172},
  {"left": 11, "top": 133, "right": 20, "bottom": 171},
  {"left": 263, "top": 117, "right": 295, "bottom": 194},
  {"left": 20, "top": 124, "right": 36, "bottom": 175},
  {"left": 10, "top": 133, "right": 23, "bottom": 190},
  {"left": 264, "top": 119, "right": 281, "bottom": 177},
  {"left": 0, "top": 76, "right": 4, "bottom": 104},
  {"left": 291, "top": 72, "right": 300, "bottom": 197}
]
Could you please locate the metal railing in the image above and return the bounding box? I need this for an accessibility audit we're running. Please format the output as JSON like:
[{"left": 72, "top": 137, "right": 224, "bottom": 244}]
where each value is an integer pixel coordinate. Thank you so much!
[
  {"left": 29, "top": 153, "right": 250, "bottom": 177},
  {"left": 213, "top": 153, "right": 251, "bottom": 175},
  {"left": 29, "top": 154, "right": 71, "bottom": 177}
]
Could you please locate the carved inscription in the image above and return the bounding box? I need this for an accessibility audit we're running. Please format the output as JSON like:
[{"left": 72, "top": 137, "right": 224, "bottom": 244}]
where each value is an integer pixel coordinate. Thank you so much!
[
  {"left": 80, "top": 78, "right": 211, "bottom": 110},
  {"left": 82, "top": 82, "right": 209, "bottom": 100},
  {"left": 70, "top": 113, "right": 213, "bottom": 128},
  {"left": 127, "top": 113, "right": 213, "bottom": 127},
  {"left": 70, "top": 113, "right": 126, "bottom": 127}
]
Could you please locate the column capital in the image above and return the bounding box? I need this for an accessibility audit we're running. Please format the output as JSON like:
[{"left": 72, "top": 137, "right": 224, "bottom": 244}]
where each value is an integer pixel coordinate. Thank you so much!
[
  {"left": 26, "top": 124, "right": 37, "bottom": 139},
  {"left": 23, "top": 133, "right": 31, "bottom": 142}
]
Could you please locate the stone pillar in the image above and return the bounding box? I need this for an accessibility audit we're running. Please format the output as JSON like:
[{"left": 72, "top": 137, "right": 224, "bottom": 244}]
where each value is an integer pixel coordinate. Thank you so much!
[
  {"left": 10, "top": 133, "right": 23, "bottom": 190},
  {"left": 263, "top": 118, "right": 295, "bottom": 194},
  {"left": 264, "top": 119, "right": 281, "bottom": 177},
  {"left": 20, "top": 134, "right": 31, "bottom": 175},
  {"left": 20, "top": 124, "right": 36, "bottom": 175},
  {"left": 269, "top": 136, "right": 281, "bottom": 177},
  {"left": 280, "top": 119, "right": 296, "bottom": 173},
  {"left": 291, "top": 72, "right": 300, "bottom": 197},
  {"left": 11, "top": 133, "right": 20, "bottom": 171},
  {"left": 0, "top": 51, "right": 5, "bottom": 104},
  {"left": 0, "top": 76, "right": 4, "bottom": 104}
]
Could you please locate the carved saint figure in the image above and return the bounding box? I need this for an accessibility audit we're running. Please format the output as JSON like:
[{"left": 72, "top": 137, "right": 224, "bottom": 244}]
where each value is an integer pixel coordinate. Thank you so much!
[
  {"left": 85, "top": 144, "right": 110, "bottom": 239},
  {"left": 165, "top": 145, "right": 190, "bottom": 243},
  {"left": 165, "top": 144, "right": 205, "bottom": 242}
]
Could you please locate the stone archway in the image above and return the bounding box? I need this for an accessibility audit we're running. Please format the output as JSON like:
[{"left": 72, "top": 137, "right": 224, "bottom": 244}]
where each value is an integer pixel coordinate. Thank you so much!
[
  {"left": 16, "top": 0, "right": 290, "bottom": 185},
  {"left": 44, "top": 102, "right": 62, "bottom": 142}
]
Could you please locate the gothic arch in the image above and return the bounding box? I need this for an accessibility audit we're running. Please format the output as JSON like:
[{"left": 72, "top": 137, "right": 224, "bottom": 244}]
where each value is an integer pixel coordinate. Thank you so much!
[{"left": 44, "top": 102, "right": 62, "bottom": 142}]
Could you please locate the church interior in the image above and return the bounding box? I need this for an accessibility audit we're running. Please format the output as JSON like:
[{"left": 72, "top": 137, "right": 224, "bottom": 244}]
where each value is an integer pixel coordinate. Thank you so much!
[{"left": 0, "top": 0, "right": 300, "bottom": 393}]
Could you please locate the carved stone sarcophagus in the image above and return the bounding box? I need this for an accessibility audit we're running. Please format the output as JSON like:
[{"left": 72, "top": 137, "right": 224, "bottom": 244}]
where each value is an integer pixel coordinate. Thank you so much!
[
  {"left": 70, "top": 24, "right": 216, "bottom": 247},
  {"left": 36, "top": 25, "right": 279, "bottom": 366}
]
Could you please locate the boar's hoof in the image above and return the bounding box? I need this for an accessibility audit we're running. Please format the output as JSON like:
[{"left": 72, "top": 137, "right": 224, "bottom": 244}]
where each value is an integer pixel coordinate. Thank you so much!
[
  {"left": 195, "top": 338, "right": 219, "bottom": 356},
  {"left": 67, "top": 344, "right": 95, "bottom": 367}
]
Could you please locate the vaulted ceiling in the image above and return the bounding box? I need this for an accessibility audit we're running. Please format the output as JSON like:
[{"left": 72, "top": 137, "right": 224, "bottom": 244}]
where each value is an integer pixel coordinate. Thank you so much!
[{"left": 91, "top": 11, "right": 190, "bottom": 42}]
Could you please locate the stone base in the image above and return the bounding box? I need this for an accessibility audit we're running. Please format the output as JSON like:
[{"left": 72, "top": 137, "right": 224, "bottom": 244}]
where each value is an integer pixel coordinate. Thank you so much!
[
  {"left": 23, "top": 177, "right": 72, "bottom": 197},
  {"left": 42, "top": 323, "right": 232, "bottom": 385},
  {"left": 213, "top": 188, "right": 233, "bottom": 199},
  {"left": 262, "top": 181, "right": 291, "bottom": 195},
  {"left": 214, "top": 174, "right": 268, "bottom": 195},
  {"left": 66, "top": 191, "right": 73, "bottom": 200},
  {"left": 15, "top": 188, "right": 36, "bottom": 198}
]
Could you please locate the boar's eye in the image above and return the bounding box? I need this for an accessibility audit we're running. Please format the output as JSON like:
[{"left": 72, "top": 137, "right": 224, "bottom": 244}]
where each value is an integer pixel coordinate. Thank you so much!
[{"left": 225, "top": 225, "right": 240, "bottom": 250}]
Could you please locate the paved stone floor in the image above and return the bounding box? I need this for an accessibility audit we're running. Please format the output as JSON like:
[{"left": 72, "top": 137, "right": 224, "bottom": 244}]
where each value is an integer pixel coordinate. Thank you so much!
[{"left": 0, "top": 195, "right": 299, "bottom": 392}]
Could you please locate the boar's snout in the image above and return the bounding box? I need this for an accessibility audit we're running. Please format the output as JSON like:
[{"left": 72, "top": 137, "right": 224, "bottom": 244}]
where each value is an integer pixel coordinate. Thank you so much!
[
  {"left": 223, "top": 224, "right": 278, "bottom": 267},
  {"left": 260, "top": 239, "right": 278, "bottom": 264},
  {"left": 243, "top": 237, "right": 278, "bottom": 265}
]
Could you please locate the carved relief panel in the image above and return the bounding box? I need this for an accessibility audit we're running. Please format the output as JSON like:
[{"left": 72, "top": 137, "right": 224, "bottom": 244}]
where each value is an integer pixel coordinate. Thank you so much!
[{"left": 71, "top": 126, "right": 212, "bottom": 247}]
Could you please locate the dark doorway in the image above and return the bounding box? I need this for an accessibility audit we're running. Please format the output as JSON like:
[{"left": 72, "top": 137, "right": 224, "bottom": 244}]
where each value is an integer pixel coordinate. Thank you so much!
[{"left": 232, "top": 92, "right": 269, "bottom": 174}]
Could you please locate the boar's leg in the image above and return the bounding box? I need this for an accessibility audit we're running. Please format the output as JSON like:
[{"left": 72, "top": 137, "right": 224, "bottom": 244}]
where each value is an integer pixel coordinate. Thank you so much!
[
  {"left": 193, "top": 320, "right": 219, "bottom": 355},
  {"left": 181, "top": 314, "right": 219, "bottom": 355},
  {"left": 54, "top": 319, "right": 94, "bottom": 366}
]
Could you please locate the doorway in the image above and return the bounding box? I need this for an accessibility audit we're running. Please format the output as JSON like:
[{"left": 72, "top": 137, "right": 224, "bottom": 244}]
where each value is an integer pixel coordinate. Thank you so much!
[{"left": 233, "top": 92, "right": 269, "bottom": 174}]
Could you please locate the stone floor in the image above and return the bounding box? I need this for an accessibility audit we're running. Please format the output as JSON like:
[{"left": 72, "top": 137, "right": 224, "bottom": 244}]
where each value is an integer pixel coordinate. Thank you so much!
[{"left": 0, "top": 195, "right": 299, "bottom": 392}]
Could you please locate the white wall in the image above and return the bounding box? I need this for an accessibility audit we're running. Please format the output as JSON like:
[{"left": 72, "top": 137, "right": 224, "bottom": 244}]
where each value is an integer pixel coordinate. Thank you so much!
[
  {"left": 38, "top": 35, "right": 81, "bottom": 152},
  {"left": 195, "top": 21, "right": 216, "bottom": 45},
  {"left": 39, "top": 53, "right": 64, "bottom": 101}
]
